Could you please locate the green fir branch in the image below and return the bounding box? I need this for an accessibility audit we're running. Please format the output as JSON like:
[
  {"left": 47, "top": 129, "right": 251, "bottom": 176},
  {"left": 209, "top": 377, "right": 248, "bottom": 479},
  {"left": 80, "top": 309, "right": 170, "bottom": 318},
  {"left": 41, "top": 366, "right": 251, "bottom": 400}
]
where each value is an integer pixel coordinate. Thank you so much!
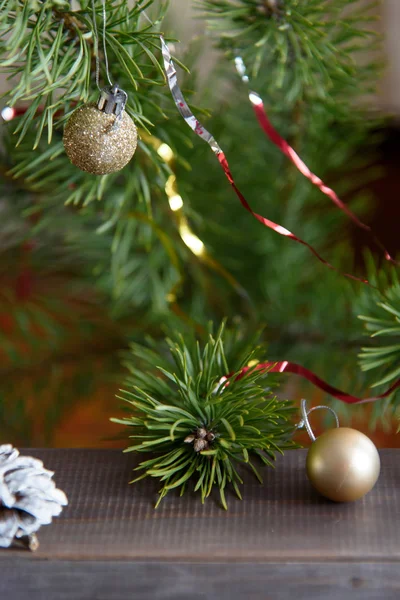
[
  {"left": 0, "top": 0, "right": 395, "bottom": 443},
  {"left": 0, "top": 0, "right": 170, "bottom": 144},
  {"left": 357, "top": 258, "right": 400, "bottom": 419},
  {"left": 112, "top": 322, "right": 296, "bottom": 509},
  {"left": 197, "top": 0, "right": 381, "bottom": 115}
]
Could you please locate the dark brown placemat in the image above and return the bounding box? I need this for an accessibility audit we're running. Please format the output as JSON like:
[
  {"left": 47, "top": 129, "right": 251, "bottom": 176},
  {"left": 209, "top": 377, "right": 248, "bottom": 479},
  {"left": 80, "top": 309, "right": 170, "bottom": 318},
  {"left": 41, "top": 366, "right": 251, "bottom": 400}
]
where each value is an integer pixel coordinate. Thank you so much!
[{"left": 3, "top": 448, "right": 397, "bottom": 562}]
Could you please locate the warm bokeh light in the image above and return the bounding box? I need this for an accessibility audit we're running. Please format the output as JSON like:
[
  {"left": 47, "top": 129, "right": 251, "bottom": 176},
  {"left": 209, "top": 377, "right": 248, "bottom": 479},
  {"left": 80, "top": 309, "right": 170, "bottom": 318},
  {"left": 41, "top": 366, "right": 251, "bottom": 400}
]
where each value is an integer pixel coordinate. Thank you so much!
[
  {"left": 179, "top": 223, "right": 205, "bottom": 256},
  {"left": 1, "top": 106, "right": 15, "bottom": 121},
  {"left": 168, "top": 194, "right": 184, "bottom": 211},
  {"left": 157, "top": 142, "right": 174, "bottom": 162}
]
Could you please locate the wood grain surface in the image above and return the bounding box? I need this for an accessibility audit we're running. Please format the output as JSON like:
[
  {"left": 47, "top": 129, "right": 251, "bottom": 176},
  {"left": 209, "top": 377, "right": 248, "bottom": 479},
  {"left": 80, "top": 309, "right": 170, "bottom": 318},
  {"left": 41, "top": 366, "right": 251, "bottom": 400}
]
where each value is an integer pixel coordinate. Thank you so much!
[{"left": 1, "top": 449, "right": 399, "bottom": 599}]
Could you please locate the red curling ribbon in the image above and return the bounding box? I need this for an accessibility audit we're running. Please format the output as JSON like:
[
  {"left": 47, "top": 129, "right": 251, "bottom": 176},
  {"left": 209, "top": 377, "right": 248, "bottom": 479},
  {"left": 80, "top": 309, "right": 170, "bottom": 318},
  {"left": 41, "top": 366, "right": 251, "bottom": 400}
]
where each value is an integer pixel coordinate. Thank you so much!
[
  {"left": 160, "top": 38, "right": 376, "bottom": 288},
  {"left": 232, "top": 361, "right": 400, "bottom": 405},
  {"left": 217, "top": 152, "right": 370, "bottom": 286},
  {"left": 249, "top": 92, "right": 398, "bottom": 266},
  {"left": 250, "top": 97, "right": 368, "bottom": 230}
]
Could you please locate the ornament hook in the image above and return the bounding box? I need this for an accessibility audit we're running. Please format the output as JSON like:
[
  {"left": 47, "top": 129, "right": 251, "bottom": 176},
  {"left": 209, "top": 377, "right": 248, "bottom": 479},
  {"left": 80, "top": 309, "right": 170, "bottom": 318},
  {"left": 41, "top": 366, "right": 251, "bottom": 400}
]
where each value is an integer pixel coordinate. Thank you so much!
[
  {"left": 97, "top": 84, "right": 128, "bottom": 118},
  {"left": 298, "top": 399, "right": 340, "bottom": 442}
]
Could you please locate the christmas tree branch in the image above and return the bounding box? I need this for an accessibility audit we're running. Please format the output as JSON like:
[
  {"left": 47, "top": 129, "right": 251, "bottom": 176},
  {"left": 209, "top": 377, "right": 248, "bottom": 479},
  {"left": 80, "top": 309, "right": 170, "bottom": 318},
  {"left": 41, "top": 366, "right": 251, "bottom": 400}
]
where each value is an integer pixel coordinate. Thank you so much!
[
  {"left": 113, "top": 321, "right": 297, "bottom": 509},
  {"left": 0, "top": 0, "right": 170, "bottom": 144},
  {"left": 0, "top": 0, "right": 396, "bottom": 444},
  {"left": 197, "top": 0, "right": 381, "bottom": 116},
  {"left": 357, "top": 258, "right": 400, "bottom": 410}
]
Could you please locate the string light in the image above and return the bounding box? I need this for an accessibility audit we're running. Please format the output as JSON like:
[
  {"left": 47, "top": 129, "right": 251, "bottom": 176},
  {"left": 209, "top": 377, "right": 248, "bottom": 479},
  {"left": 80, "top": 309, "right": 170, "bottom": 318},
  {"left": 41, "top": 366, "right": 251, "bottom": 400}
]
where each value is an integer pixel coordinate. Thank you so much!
[
  {"left": 157, "top": 143, "right": 174, "bottom": 162},
  {"left": 139, "top": 132, "right": 246, "bottom": 300},
  {"left": 168, "top": 194, "right": 184, "bottom": 212},
  {"left": 165, "top": 174, "right": 176, "bottom": 197},
  {"left": 1, "top": 107, "right": 16, "bottom": 121},
  {"left": 179, "top": 224, "right": 205, "bottom": 256},
  {"left": 162, "top": 156, "right": 205, "bottom": 255},
  {"left": 155, "top": 140, "right": 208, "bottom": 257}
]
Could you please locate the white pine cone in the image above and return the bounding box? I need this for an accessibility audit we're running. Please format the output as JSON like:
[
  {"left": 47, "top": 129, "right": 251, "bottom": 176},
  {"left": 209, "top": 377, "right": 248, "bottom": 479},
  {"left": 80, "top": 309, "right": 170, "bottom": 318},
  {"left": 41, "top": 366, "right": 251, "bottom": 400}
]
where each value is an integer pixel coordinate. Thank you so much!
[{"left": 0, "top": 444, "right": 68, "bottom": 550}]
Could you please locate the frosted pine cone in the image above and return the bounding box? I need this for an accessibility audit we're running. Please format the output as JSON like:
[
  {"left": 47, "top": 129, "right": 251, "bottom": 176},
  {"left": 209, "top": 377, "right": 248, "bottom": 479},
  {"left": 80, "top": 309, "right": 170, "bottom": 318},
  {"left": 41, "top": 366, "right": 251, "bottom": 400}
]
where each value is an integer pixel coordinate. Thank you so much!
[{"left": 0, "top": 445, "right": 67, "bottom": 550}]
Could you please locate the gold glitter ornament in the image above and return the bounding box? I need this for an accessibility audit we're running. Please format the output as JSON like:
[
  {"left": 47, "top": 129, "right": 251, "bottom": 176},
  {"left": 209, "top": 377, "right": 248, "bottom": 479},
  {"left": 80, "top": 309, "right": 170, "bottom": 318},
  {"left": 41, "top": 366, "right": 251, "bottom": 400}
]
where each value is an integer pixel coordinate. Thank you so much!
[{"left": 63, "top": 86, "right": 137, "bottom": 175}]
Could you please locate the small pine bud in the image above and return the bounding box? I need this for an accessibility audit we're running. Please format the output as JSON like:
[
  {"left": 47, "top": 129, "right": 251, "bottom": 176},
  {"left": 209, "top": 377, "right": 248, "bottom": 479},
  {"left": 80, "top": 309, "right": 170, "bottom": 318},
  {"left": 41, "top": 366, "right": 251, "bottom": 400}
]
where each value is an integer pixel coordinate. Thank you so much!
[
  {"left": 197, "top": 428, "right": 207, "bottom": 439},
  {"left": 194, "top": 439, "right": 209, "bottom": 453},
  {"left": 257, "top": 0, "right": 281, "bottom": 16},
  {"left": 206, "top": 432, "right": 216, "bottom": 442},
  {"left": 184, "top": 434, "right": 195, "bottom": 444}
]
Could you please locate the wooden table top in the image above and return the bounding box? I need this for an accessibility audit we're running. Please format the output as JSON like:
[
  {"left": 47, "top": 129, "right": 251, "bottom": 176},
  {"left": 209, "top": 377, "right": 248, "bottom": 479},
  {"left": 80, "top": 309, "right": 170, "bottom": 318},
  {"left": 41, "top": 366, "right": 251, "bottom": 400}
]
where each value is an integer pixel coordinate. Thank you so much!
[{"left": 1, "top": 448, "right": 399, "bottom": 600}]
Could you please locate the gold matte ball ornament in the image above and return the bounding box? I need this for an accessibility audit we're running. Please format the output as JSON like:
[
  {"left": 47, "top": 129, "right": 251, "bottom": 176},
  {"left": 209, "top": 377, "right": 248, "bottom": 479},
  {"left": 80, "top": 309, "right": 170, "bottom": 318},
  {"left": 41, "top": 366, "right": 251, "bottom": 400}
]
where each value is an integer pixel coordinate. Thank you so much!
[
  {"left": 306, "top": 427, "right": 381, "bottom": 502},
  {"left": 63, "top": 86, "right": 137, "bottom": 175}
]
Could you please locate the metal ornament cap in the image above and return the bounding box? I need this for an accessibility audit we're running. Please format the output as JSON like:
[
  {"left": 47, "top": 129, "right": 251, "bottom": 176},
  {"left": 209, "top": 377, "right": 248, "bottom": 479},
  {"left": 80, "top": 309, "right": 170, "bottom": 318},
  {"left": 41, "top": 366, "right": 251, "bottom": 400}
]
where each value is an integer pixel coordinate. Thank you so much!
[
  {"left": 63, "top": 103, "right": 137, "bottom": 175},
  {"left": 306, "top": 427, "right": 380, "bottom": 502}
]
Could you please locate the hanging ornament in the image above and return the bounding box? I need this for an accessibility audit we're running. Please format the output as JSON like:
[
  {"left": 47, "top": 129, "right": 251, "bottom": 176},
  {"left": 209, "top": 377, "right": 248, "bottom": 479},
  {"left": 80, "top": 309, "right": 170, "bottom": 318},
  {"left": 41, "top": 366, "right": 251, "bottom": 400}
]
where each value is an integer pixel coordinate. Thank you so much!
[
  {"left": 63, "top": 85, "right": 137, "bottom": 175},
  {"left": 63, "top": 0, "right": 137, "bottom": 175},
  {"left": 299, "top": 400, "right": 380, "bottom": 502},
  {"left": 0, "top": 444, "right": 68, "bottom": 550}
]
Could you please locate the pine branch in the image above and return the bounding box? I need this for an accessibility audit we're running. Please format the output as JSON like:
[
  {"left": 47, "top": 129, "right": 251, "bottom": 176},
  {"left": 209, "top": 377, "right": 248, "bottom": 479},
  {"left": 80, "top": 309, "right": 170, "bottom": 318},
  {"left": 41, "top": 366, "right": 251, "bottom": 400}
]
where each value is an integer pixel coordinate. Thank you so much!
[
  {"left": 0, "top": 0, "right": 169, "bottom": 144},
  {"left": 112, "top": 321, "right": 296, "bottom": 509},
  {"left": 357, "top": 257, "right": 400, "bottom": 414},
  {"left": 0, "top": 0, "right": 396, "bottom": 444},
  {"left": 197, "top": 0, "right": 381, "bottom": 115}
]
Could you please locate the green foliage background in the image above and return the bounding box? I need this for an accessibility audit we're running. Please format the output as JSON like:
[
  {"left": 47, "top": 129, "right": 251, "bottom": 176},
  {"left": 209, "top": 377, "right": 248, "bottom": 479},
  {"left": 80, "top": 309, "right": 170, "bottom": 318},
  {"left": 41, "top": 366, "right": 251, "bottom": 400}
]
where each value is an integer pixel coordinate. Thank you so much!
[{"left": 0, "top": 0, "right": 399, "bottom": 448}]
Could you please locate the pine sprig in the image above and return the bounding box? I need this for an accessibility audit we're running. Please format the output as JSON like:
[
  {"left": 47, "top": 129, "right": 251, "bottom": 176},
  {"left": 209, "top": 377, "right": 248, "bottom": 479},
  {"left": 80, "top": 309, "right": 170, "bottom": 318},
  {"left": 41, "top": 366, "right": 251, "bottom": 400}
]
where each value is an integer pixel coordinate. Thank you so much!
[
  {"left": 357, "top": 260, "right": 400, "bottom": 406},
  {"left": 112, "top": 322, "right": 296, "bottom": 509},
  {"left": 197, "top": 0, "right": 381, "bottom": 114}
]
